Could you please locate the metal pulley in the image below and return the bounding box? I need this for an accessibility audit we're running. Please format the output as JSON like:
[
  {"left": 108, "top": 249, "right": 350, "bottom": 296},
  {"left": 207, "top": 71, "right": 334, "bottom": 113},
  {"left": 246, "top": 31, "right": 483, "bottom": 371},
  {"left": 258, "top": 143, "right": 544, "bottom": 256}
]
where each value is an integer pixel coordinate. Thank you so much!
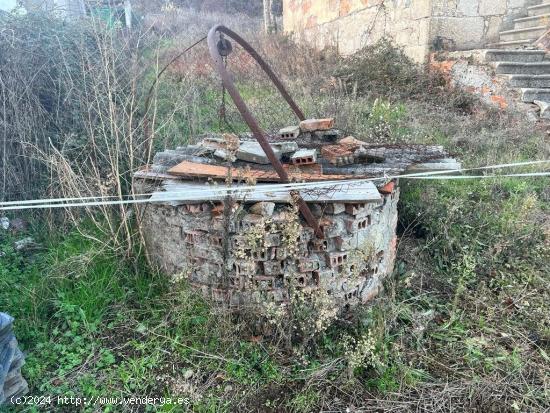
[{"left": 217, "top": 34, "right": 233, "bottom": 57}]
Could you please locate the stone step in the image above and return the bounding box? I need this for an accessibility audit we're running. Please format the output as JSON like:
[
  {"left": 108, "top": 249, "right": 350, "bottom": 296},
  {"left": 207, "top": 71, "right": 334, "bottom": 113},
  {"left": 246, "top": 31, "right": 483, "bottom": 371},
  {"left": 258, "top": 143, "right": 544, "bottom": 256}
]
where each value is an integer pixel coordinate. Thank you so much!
[
  {"left": 521, "top": 88, "right": 550, "bottom": 102},
  {"left": 528, "top": 2, "right": 550, "bottom": 17},
  {"left": 507, "top": 74, "right": 550, "bottom": 87},
  {"left": 514, "top": 14, "right": 550, "bottom": 29},
  {"left": 486, "top": 39, "right": 536, "bottom": 49},
  {"left": 484, "top": 49, "right": 546, "bottom": 63},
  {"left": 499, "top": 26, "right": 547, "bottom": 42},
  {"left": 493, "top": 61, "right": 550, "bottom": 74}
]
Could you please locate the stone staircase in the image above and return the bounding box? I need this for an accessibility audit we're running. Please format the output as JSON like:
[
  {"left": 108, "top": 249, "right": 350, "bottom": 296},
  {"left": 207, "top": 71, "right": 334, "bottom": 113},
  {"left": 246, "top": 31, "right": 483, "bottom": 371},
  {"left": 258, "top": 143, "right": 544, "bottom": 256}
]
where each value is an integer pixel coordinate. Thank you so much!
[{"left": 486, "top": 1, "right": 550, "bottom": 118}]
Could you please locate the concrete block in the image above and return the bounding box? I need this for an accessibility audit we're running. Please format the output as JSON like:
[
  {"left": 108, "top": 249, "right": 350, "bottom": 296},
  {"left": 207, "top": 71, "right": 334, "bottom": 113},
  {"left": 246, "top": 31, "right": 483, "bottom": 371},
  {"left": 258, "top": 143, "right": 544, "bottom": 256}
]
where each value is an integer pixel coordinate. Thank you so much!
[
  {"left": 279, "top": 126, "right": 300, "bottom": 140},
  {"left": 272, "top": 141, "right": 299, "bottom": 153},
  {"left": 240, "top": 214, "right": 264, "bottom": 230},
  {"left": 315, "top": 129, "right": 341, "bottom": 142},
  {"left": 345, "top": 203, "right": 369, "bottom": 216},
  {"left": 319, "top": 216, "right": 346, "bottom": 238},
  {"left": 326, "top": 252, "right": 349, "bottom": 268},
  {"left": 254, "top": 276, "right": 276, "bottom": 291},
  {"left": 230, "top": 235, "right": 246, "bottom": 250},
  {"left": 310, "top": 238, "right": 329, "bottom": 252},
  {"left": 233, "top": 260, "right": 257, "bottom": 276},
  {"left": 325, "top": 203, "right": 346, "bottom": 215},
  {"left": 345, "top": 216, "right": 371, "bottom": 232},
  {"left": 236, "top": 141, "right": 282, "bottom": 164},
  {"left": 291, "top": 149, "right": 318, "bottom": 165},
  {"left": 334, "top": 234, "right": 358, "bottom": 251}
]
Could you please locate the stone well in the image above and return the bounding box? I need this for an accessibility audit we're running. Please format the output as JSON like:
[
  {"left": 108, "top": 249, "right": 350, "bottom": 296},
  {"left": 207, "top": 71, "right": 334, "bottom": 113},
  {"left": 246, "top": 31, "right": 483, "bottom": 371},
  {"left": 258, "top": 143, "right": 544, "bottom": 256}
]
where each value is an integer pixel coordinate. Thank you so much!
[
  {"left": 135, "top": 180, "right": 399, "bottom": 309},
  {"left": 134, "top": 125, "right": 457, "bottom": 312}
]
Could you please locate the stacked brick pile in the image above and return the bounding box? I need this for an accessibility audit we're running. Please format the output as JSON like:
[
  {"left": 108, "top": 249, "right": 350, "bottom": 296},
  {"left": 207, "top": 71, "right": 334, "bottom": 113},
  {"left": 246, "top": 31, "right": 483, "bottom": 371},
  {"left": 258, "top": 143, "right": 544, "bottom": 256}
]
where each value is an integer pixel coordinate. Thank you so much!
[{"left": 0, "top": 313, "right": 28, "bottom": 405}]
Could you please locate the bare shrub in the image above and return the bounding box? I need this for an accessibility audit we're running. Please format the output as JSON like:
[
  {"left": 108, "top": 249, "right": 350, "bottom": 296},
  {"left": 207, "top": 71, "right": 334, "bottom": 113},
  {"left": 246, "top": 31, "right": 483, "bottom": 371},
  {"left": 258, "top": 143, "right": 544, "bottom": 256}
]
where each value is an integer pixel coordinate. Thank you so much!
[
  {"left": 0, "top": 12, "right": 174, "bottom": 254},
  {"left": 334, "top": 39, "right": 478, "bottom": 113}
]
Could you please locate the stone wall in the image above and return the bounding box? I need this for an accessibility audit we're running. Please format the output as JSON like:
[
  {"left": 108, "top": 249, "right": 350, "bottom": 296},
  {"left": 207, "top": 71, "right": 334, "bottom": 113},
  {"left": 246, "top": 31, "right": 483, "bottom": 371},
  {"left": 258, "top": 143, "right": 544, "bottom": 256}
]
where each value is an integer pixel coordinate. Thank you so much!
[
  {"left": 431, "top": 0, "right": 539, "bottom": 50},
  {"left": 136, "top": 181, "right": 399, "bottom": 311},
  {"left": 283, "top": 0, "right": 536, "bottom": 62},
  {"left": 283, "top": 0, "right": 432, "bottom": 62}
]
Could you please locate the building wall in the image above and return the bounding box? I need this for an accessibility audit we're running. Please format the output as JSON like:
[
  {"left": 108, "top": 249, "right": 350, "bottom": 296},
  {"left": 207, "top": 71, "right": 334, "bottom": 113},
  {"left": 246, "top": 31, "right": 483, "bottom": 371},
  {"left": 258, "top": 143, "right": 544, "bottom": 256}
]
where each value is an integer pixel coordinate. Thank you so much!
[
  {"left": 283, "top": 0, "right": 535, "bottom": 62},
  {"left": 283, "top": 0, "right": 433, "bottom": 63},
  {"left": 431, "top": 0, "right": 539, "bottom": 50}
]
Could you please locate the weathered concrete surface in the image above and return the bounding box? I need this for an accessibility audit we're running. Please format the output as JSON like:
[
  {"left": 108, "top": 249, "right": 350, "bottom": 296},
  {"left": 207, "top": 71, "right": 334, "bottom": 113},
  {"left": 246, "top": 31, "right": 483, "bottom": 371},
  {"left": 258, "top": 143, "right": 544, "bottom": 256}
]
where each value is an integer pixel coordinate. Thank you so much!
[{"left": 283, "top": 0, "right": 538, "bottom": 62}]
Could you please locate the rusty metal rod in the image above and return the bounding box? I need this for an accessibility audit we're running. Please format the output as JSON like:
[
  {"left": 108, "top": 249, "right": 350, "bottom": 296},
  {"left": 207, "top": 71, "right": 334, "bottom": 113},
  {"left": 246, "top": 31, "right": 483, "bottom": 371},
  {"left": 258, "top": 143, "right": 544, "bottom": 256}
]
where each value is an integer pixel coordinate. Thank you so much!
[{"left": 207, "top": 25, "right": 322, "bottom": 237}]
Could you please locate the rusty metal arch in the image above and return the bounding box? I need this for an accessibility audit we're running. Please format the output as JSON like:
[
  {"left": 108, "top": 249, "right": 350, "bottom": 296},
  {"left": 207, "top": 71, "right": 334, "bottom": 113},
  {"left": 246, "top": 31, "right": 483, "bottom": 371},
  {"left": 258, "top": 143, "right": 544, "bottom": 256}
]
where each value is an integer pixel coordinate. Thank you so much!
[{"left": 207, "top": 25, "right": 321, "bottom": 237}]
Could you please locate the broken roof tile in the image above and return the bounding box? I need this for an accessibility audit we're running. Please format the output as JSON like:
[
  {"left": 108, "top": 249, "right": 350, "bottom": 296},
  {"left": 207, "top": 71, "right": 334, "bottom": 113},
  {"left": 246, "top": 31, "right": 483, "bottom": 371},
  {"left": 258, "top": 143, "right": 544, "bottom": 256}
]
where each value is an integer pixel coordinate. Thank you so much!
[{"left": 167, "top": 161, "right": 354, "bottom": 182}]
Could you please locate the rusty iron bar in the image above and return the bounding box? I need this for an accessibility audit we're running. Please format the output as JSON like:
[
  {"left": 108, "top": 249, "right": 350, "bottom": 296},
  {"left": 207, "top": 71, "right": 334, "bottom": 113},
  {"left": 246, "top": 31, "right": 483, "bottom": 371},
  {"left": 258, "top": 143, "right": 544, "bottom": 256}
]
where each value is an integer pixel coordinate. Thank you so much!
[{"left": 207, "top": 25, "right": 322, "bottom": 238}]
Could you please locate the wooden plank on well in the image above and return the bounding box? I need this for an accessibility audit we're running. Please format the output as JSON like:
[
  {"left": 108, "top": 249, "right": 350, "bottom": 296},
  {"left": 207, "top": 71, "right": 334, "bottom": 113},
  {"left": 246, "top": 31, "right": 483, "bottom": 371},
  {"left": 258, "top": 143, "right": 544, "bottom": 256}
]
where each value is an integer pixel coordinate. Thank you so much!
[{"left": 150, "top": 180, "right": 382, "bottom": 205}]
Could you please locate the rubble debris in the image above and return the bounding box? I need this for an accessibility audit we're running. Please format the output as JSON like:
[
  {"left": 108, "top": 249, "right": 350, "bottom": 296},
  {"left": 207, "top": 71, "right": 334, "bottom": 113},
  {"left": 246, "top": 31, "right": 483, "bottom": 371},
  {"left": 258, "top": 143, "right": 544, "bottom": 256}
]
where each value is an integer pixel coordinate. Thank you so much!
[
  {"left": 213, "top": 148, "right": 236, "bottom": 162},
  {"left": 0, "top": 313, "right": 28, "bottom": 406},
  {"left": 14, "top": 237, "right": 40, "bottom": 252},
  {"left": 299, "top": 118, "right": 335, "bottom": 132},
  {"left": 0, "top": 218, "right": 8, "bottom": 231},
  {"left": 8, "top": 218, "right": 28, "bottom": 234},
  {"left": 321, "top": 144, "right": 356, "bottom": 166},
  {"left": 339, "top": 136, "right": 365, "bottom": 147}
]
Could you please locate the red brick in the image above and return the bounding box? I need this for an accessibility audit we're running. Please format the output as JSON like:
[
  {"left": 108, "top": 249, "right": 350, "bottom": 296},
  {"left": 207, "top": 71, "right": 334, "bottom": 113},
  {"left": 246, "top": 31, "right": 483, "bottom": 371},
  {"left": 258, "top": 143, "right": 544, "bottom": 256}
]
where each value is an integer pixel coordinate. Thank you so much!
[
  {"left": 379, "top": 181, "right": 396, "bottom": 195},
  {"left": 345, "top": 203, "right": 367, "bottom": 215},
  {"left": 299, "top": 118, "right": 335, "bottom": 132},
  {"left": 345, "top": 216, "right": 371, "bottom": 232},
  {"left": 326, "top": 252, "right": 348, "bottom": 268}
]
